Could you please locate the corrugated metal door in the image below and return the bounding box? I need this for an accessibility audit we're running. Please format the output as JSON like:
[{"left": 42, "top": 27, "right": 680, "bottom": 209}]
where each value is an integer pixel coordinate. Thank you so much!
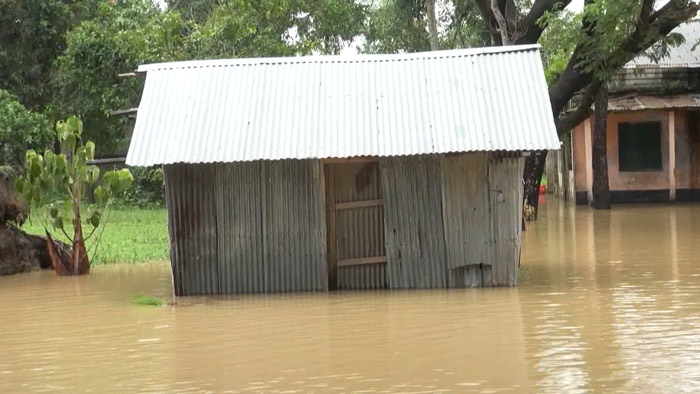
[{"left": 325, "top": 160, "right": 387, "bottom": 290}]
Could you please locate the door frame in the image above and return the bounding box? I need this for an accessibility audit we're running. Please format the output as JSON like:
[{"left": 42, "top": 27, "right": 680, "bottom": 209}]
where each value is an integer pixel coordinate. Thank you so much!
[{"left": 323, "top": 157, "right": 386, "bottom": 290}]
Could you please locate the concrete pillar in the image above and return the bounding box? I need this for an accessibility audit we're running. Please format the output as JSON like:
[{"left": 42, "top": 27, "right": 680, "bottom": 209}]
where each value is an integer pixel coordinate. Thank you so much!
[
  {"left": 584, "top": 117, "right": 593, "bottom": 203},
  {"left": 669, "top": 111, "right": 676, "bottom": 201}
]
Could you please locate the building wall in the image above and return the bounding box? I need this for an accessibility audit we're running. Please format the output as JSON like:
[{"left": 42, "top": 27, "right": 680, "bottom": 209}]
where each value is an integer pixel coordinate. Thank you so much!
[
  {"left": 381, "top": 153, "right": 524, "bottom": 288},
  {"left": 164, "top": 153, "right": 525, "bottom": 295},
  {"left": 545, "top": 134, "right": 575, "bottom": 202},
  {"left": 381, "top": 155, "right": 449, "bottom": 289},
  {"left": 164, "top": 160, "right": 327, "bottom": 296},
  {"left": 572, "top": 109, "right": 695, "bottom": 203},
  {"left": 572, "top": 121, "right": 589, "bottom": 196}
]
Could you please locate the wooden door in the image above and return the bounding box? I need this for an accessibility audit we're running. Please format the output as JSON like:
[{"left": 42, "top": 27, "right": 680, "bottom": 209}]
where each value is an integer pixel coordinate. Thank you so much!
[{"left": 325, "top": 160, "right": 386, "bottom": 290}]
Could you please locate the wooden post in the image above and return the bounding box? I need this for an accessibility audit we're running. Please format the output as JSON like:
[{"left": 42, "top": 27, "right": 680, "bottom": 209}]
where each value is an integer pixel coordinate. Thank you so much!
[
  {"left": 324, "top": 164, "right": 337, "bottom": 290},
  {"left": 669, "top": 111, "right": 676, "bottom": 201},
  {"left": 584, "top": 117, "right": 594, "bottom": 203}
]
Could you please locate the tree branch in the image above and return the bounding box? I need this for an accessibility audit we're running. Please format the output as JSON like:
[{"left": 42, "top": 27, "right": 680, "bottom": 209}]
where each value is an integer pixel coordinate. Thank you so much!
[
  {"left": 474, "top": 0, "right": 503, "bottom": 44},
  {"left": 491, "top": 0, "right": 512, "bottom": 44},
  {"left": 516, "top": 0, "right": 573, "bottom": 44},
  {"left": 555, "top": 79, "right": 602, "bottom": 132},
  {"left": 549, "top": 0, "right": 700, "bottom": 127}
]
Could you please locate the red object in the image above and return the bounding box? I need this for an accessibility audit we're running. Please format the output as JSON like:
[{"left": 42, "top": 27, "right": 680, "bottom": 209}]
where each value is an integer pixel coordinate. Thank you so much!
[{"left": 539, "top": 185, "right": 546, "bottom": 195}]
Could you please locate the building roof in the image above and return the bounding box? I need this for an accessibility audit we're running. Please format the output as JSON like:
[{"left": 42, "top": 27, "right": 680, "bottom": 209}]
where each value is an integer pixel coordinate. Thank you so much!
[
  {"left": 608, "top": 93, "right": 700, "bottom": 112},
  {"left": 625, "top": 20, "right": 700, "bottom": 69},
  {"left": 126, "top": 45, "right": 559, "bottom": 166}
]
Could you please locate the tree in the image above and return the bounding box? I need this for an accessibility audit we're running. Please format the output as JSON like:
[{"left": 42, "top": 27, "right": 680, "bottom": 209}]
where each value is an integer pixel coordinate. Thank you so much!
[
  {"left": 14, "top": 116, "right": 133, "bottom": 275},
  {"left": 51, "top": 0, "right": 166, "bottom": 155},
  {"left": 591, "top": 85, "right": 611, "bottom": 209},
  {"left": 364, "top": 0, "right": 698, "bottom": 218},
  {"left": 0, "top": 0, "right": 99, "bottom": 110},
  {"left": 426, "top": 0, "right": 440, "bottom": 49},
  {"left": 0, "top": 90, "right": 53, "bottom": 166},
  {"left": 472, "top": 0, "right": 699, "bottom": 219},
  {"left": 365, "top": 0, "right": 432, "bottom": 53},
  {"left": 53, "top": 0, "right": 367, "bottom": 155}
]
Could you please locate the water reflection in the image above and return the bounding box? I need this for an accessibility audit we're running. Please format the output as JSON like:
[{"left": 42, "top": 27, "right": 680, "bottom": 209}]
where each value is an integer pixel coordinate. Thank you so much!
[{"left": 2, "top": 200, "right": 700, "bottom": 392}]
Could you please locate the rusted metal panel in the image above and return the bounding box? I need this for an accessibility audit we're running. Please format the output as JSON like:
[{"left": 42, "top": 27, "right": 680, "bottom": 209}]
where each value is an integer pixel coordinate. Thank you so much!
[
  {"left": 487, "top": 157, "right": 525, "bottom": 286},
  {"left": 336, "top": 207, "right": 385, "bottom": 260},
  {"left": 333, "top": 162, "right": 382, "bottom": 203},
  {"left": 337, "top": 265, "right": 387, "bottom": 290},
  {"left": 381, "top": 156, "right": 448, "bottom": 289},
  {"left": 264, "top": 160, "right": 327, "bottom": 292},
  {"left": 335, "top": 207, "right": 386, "bottom": 290},
  {"left": 329, "top": 162, "right": 386, "bottom": 290},
  {"left": 167, "top": 160, "right": 325, "bottom": 295},
  {"left": 448, "top": 265, "right": 493, "bottom": 288},
  {"left": 215, "top": 162, "right": 265, "bottom": 294},
  {"left": 441, "top": 153, "right": 490, "bottom": 269},
  {"left": 608, "top": 94, "right": 700, "bottom": 112},
  {"left": 164, "top": 164, "right": 219, "bottom": 296}
]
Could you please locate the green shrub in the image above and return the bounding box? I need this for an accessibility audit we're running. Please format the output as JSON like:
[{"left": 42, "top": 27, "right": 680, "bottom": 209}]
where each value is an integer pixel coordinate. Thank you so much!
[
  {"left": 0, "top": 90, "right": 53, "bottom": 166},
  {"left": 118, "top": 167, "right": 164, "bottom": 207}
]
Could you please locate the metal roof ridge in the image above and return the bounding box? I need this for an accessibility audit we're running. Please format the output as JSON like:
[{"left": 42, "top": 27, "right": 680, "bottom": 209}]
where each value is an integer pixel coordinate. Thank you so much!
[{"left": 137, "top": 44, "right": 541, "bottom": 73}]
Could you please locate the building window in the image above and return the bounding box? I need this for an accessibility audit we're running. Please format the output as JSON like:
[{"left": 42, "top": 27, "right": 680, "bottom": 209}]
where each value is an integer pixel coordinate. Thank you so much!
[{"left": 618, "top": 121, "right": 663, "bottom": 172}]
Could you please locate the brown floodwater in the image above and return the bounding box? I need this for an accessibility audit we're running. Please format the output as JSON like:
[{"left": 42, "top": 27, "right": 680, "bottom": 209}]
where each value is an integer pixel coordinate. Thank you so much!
[{"left": 2, "top": 200, "right": 700, "bottom": 393}]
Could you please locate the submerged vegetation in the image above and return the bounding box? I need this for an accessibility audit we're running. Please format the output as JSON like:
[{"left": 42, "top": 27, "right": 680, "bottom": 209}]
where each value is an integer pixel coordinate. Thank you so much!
[{"left": 132, "top": 294, "right": 165, "bottom": 306}]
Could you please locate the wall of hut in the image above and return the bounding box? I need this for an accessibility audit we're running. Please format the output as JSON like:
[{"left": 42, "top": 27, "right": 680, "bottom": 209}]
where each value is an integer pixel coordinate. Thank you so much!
[{"left": 163, "top": 153, "right": 524, "bottom": 295}]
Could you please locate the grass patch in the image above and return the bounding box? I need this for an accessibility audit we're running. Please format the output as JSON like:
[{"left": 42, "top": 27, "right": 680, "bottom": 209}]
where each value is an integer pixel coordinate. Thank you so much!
[
  {"left": 132, "top": 294, "right": 165, "bottom": 306},
  {"left": 22, "top": 207, "right": 169, "bottom": 265}
]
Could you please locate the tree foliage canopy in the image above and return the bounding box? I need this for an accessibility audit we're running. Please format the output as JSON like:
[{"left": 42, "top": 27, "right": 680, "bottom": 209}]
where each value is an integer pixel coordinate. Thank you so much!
[
  {"left": 0, "top": 0, "right": 99, "bottom": 109},
  {"left": 1, "top": 0, "right": 699, "bottom": 163},
  {"left": 0, "top": 90, "right": 52, "bottom": 167}
]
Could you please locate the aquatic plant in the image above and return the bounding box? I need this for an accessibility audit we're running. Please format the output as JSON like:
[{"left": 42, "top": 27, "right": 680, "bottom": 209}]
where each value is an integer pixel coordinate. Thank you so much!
[{"left": 132, "top": 295, "right": 164, "bottom": 307}]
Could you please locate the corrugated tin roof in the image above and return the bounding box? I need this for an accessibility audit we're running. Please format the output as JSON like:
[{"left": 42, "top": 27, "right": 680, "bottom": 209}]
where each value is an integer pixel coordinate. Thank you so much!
[
  {"left": 126, "top": 44, "right": 559, "bottom": 166},
  {"left": 626, "top": 20, "right": 700, "bottom": 69},
  {"left": 608, "top": 93, "right": 700, "bottom": 112}
]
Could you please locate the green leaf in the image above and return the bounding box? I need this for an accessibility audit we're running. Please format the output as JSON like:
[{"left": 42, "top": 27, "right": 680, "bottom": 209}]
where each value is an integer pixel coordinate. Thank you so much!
[
  {"left": 66, "top": 116, "right": 83, "bottom": 137},
  {"left": 85, "top": 141, "right": 96, "bottom": 160},
  {"left": 14, "top": 178, "right": 25, "bottom": 194},
  {"left": 94, "top": 186, "right": 109, "bottom": 205},
  {"left": 88, "top": 210, "right": 101, "bottom": 228},
  {"left": 87, "top": 165, "right": 100, "bottom": 184}
]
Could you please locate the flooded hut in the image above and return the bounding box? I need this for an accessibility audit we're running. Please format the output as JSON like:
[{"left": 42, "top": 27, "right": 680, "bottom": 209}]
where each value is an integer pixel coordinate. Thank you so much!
[{"left": 126, "top": 45, "right": 559, "bottom": 295}]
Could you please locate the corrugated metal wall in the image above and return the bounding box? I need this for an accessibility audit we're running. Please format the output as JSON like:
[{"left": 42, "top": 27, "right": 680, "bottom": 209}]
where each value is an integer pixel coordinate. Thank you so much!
[
  {"left": 165, "top": 160, "right": 326, "bottom": 295},
  {"left": 441, "top": 153, "right": 491, "bottom": 269},
  {"left": 381, "top": 156, "right": 449, "bottom": 289},
  {"left": 487, "top": 157, "right": 525, "bottom": 286},
  {"left": 164, "top": 154, "right": 523, "bottom": 295},
  {"left": 215, "top": 162, "right": 265, "bottom": 294},
  {"left": 264, "top": 160, "right": 327, "bottom": 292},
  {"left": 164, "top": 164, "right": 220, "bottom": 295}
]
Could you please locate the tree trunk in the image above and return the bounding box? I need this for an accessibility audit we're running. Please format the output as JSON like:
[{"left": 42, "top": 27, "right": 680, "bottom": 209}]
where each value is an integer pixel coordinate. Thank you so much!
[
  {"left": 523, "top": 150, "right": 548, "bottom": 221},
  {"left": 426, "top": 0, "right": 439, "bottom": 50},
  {"left": 591, "top": 85, "right": 611, "bottom": 209},
  {"left": 0, "top": 226, "right": 59, "bottom": 275}
]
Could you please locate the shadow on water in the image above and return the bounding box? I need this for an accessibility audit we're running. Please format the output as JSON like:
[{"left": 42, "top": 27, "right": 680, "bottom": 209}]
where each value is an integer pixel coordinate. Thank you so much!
[{"left": 2, "top": 199, "right": 700, "bottom": 392}]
